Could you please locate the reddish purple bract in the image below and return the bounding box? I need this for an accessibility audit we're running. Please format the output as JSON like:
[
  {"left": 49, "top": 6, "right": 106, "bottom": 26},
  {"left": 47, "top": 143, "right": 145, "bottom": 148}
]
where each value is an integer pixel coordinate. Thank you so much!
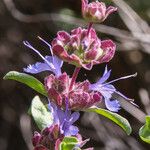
[
  {"left": 52, "top": 27, "right": 116, "bottom": 70},
  {"left": 45, "top": 73, "right": 102, "bottom": 110},
  {"left": 33, "top": 125, "right": 62, "bottom": 150}
]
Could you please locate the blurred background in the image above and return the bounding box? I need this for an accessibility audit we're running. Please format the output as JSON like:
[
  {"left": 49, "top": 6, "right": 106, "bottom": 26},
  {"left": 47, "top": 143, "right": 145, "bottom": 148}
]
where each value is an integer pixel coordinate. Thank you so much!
[{"left": 0, "top": 0, "right": 150, "bottom": 149}]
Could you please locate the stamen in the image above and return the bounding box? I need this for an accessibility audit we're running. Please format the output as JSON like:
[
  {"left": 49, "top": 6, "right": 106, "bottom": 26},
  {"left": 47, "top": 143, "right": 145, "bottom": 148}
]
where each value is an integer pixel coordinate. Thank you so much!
[
  {"left": 101, "top": 86, "right": 134, "bottom": 102},
  {"left": 115, "top": 90, "right": 139, "bottom": 107},
  {"left": 114, "top": 90, "right": 134, "bottom": 102},
  {"left": 23, "top": 41, "right": 55, "bottom": 69},
  {"left": 130, "top": 101, "right": 139, "bottom": 107},
  {"left": 103, "top": 72, "right": 137, "bottom": 86},
  {"left": 37, "top": 36, "right": 53, "bottom": 56},
  {"left": 37, "top": 36, "right": 55, "bottom": 65}
]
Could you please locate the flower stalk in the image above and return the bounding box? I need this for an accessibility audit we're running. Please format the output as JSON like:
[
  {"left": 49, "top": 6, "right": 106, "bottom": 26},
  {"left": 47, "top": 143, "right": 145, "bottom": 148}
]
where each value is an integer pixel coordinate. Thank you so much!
[
  {"left": 69, "top": 67, "right": 81, "bottom": 91},
  {"left": 87, "top": 22, "right": 93, "bottom": 36}
]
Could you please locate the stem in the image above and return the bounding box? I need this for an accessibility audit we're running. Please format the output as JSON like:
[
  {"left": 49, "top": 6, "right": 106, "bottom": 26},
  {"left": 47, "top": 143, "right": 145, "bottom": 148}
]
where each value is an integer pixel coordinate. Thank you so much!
[
  {"left": 69, "top": 67, "right": 81, "bottom": 91},
  {"left": 87, "top": 22, "right": 93, "bottom": 36}
]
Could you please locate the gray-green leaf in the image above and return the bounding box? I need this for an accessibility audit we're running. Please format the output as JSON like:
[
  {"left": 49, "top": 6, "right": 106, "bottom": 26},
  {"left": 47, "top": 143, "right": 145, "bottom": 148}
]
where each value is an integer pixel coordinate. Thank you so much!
[
  {"left": 3, "top": 71, "right": 47, "bottom": 96},
  {"left": 31, "top": 96, "right": 53, "bottom": 130},
  {"left": 86, "top": 107, "right": 132, "bottom": 135},
  {"left": 139, "top": 116, "right": 150, "bottom": 144}
]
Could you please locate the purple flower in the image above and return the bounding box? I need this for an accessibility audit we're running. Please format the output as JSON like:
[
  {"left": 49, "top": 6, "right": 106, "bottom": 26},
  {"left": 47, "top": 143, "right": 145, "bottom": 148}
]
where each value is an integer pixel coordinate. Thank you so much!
[
  {"left": 82, "top": 0, "right": 117, "bottom": 23},
  {"left": 48, "top": 99, "right": 80, "bottom": 137},
  {"left": 23, "top": 37, "right": 63, "bottom": 77},
  {"left": 52, "top": 27, "right": 116, "bottom": 70},
  {"left": 90, "top": 66, "right": 137, "bottom": 112}
]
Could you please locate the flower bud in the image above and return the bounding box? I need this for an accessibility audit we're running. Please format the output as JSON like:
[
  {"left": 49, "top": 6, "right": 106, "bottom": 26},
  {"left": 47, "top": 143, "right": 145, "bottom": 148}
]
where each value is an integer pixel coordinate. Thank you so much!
[
  {"left": 32, "top": 132, "right": 41, "bottom": 147},
  {"left": 82, "top": 0, "right": 117, "bottom": 23}
]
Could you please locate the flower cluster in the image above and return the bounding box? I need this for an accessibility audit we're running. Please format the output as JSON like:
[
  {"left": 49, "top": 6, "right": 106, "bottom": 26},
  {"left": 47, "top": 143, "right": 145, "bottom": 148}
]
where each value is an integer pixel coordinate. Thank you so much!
[
  {"left": 82, "top": 0, "right": 117, "bottom": 23},
  {"left": 52, "top": 27, "right": 116, "bottom": 70},
  {"left": 45, "top": 72, "right": 102, "bottom": 110},
  {"left": 21, "top": 0, "right": 137, "bottom": 149}
]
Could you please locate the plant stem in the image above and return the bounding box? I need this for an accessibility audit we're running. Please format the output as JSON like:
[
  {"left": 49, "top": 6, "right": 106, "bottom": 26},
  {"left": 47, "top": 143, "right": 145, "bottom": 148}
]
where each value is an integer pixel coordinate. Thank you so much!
[
  {"left": 87, "top": 22, "right": 93, "bottom": 36},
  {"left": 69, "top": 67, "right": 81, "bottom": 91}
]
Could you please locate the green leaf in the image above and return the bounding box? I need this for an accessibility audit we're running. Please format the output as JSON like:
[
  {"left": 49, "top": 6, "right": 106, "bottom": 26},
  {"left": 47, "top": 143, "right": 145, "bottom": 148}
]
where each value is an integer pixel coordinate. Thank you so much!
[
  {"left": 86, "top": 107, "right": 132, "bottom": 135},
  {"left": 62, "top": 137, "right": 78, "bottom": 143},
  {"left": 3, "top": 71, "right": 47, "bottom": 96},
  {"left": 31, "top": 96, "right": 53, "bottom": 130},
  {"left": 139, "top": 116, "right": 150, "bottom": 144},
  {"left": 60, "top": 137, "right": 79, "bottom": 150}
]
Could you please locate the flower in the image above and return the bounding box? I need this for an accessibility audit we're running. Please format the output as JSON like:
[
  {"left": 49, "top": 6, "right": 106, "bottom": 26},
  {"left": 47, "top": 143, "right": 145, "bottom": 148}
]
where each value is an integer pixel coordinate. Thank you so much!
[
  {"left": 32, "top": 100, "right": 80, "bottom": 149},
  {"left": 82, "top": 0, "right": 117, "bottom": 23},
  {"left": 49, "top": 99, "right": 80, "bottom": 136},
  {"left": 52, "top": 27, "right": 116, "bottom": 70},
  {"left": 23, "top": 37, "right": 63, "bottom": 76},
  {"left": 90, "top": 66, "right": 137, "bottom": 112},
  {"left": 45, "top": 72, "right": 102, "bottom": 110}
]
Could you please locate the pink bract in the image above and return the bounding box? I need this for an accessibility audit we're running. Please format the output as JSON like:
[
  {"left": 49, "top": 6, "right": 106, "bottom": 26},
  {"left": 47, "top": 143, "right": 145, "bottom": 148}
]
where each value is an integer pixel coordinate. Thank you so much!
[
  {"left": 82, "top": 0, "right": 117, "bottom": 23},
  {"left": 45, "top": 72, "right": 102, "bottom": 110},
  {"left": 52, "top": 27, "right": 116, "bottom": 70}
]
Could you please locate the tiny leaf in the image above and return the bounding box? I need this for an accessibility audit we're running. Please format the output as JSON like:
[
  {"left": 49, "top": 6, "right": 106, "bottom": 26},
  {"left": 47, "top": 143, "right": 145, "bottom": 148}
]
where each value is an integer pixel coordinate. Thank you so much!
[
  {"left": 31, "top": 96, "right": 53, "bottom": 130},
  {"left": 139, "top": 116, "right": 150, "bottom": 144},
  {"left": 62, "top": 137, "right": 78, "bottom": 143},
  {"left": 86, "top": 107, "right": 132, "bottom": 135},
  {"left": 60, "top": 137, "right": 78, "bottom": 150},
  {"left": 3, "top": 71, "right": 47, "bottom": 96}
]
